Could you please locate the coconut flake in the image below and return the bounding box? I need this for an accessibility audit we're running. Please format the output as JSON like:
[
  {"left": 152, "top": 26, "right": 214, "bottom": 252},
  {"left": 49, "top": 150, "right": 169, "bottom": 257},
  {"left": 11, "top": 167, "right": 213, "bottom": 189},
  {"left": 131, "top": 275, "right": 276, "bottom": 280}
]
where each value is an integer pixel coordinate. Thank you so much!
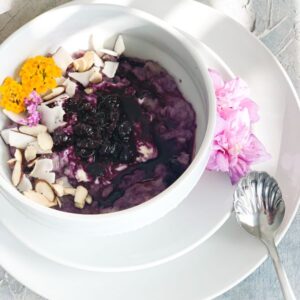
[
  {"left": 64, "top": 187, "right": 76, "bottom": 196},
  {"left": 102, "top": 61, "right": 119, "bottom": 78},
  {"left": 93, "top": 52, "right": 104, "bottom": 67},
  {"left": 68, "top": 68, "right": 96, "bottom": 87},
  {"left": 52, "top": 47, "right": 73, "bottom": 73},
  {"left": 74, "top": 185, "right": 88, "bottom": 209},
  {"left": 38, "top": 103, "right": 66, "bottom": 133},
  {"left": 99, "top": 48, "right": 118, "bottom": 57},
  {"left": 91, "top": 33, "right": 105, "bottom": 54},
  {"left": 114, "top": 35, "right": 125, "bottom": 55},
  {"left": 75, "top": 169, "right": 89, "bottom": 182},
  {"left": 63, "top": 78, "right": 77, "bottom": 97},
  {"left": 56, "top": 176, "right": 72, "bottom": 188},
  {"left": 30, "top": 158, "right": 55, "bottom": 184}
]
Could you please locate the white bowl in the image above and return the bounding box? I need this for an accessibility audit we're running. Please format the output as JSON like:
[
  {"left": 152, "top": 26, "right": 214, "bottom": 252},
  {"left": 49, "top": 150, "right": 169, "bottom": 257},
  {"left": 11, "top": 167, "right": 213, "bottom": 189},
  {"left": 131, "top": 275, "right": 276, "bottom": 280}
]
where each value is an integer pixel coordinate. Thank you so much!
[{"left": 0, "top": 4, "right": 216, "bottom": 235}]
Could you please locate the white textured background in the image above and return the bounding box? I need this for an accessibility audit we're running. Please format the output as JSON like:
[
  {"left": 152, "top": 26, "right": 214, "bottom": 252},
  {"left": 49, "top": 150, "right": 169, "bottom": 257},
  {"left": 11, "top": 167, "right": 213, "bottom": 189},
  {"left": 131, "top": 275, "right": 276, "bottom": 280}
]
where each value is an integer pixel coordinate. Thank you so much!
[{"left": 0, "top": 0, "right": 299, "bottom": 299}]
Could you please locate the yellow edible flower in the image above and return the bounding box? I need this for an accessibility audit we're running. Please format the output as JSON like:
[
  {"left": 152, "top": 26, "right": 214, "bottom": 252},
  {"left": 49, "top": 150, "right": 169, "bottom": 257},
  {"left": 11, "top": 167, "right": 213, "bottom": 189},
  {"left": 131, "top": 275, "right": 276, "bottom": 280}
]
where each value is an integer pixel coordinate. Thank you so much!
[
  {"left": 0, "top": 77, "right": 26, "bottom": 113},
  {"left": 19, "top": 55, "right": 62, "bottom": 94}
]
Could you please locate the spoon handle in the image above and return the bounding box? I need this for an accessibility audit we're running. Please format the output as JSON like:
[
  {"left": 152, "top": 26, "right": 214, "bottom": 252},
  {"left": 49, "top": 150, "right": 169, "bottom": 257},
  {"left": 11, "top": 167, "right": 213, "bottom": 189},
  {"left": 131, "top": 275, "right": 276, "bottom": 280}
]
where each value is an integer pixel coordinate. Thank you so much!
[{"left": 264, "top": 239, "right": 296, "bottom": 300}]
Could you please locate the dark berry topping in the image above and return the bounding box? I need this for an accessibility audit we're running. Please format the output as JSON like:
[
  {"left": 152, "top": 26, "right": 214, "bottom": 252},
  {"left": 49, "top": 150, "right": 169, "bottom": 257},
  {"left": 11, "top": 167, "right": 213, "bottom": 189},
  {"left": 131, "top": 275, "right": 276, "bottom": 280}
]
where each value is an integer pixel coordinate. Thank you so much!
[
  {"left": 52, "top": 130, "right": 73, "bottom": 150},
  {"left": 86, "top": 163, "right": 104, "bottom": 178}
]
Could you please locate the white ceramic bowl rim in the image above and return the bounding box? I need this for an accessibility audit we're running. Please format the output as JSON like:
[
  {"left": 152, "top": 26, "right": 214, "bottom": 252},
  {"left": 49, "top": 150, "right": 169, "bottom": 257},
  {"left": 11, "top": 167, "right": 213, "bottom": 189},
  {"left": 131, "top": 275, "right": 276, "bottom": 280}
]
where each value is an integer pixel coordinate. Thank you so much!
[{"left": 0, "top": 3, "right": 216, "bottom": 222}]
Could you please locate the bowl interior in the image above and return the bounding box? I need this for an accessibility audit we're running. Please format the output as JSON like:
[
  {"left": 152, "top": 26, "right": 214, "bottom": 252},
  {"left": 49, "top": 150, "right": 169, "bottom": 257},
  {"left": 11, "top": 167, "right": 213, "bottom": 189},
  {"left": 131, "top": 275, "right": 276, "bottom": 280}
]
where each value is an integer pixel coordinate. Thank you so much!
[{"left": 0, "top": 4, "right": 210, "bottom": 210}]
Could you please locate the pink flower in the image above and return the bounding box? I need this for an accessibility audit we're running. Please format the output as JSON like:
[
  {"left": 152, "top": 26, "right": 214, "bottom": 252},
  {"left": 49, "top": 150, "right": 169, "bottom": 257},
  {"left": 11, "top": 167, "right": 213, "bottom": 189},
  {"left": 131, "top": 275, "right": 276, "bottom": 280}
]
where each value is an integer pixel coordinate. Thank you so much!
[
  {"left": 207, "top": 69, "right": 270, "bottom": 184},
  {"left": 19, "top": 91, "right": 42, "bottom": 126}
]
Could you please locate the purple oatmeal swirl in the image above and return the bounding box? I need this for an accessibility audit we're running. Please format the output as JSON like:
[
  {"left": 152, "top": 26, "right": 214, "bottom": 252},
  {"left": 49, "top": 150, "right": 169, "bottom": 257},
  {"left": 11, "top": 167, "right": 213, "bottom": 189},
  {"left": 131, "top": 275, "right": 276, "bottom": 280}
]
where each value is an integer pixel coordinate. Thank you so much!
[{"left": 52, "top": 57, "right": 196, "bottom": 214}]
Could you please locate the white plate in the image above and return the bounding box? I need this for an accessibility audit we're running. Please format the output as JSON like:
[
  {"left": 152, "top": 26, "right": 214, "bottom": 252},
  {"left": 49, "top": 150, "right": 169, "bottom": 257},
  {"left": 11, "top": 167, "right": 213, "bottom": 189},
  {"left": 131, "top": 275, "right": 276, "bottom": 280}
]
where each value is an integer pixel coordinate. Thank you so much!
[
  {"left": 0, "top": 38, "right": 234, "bottom": 272},
  {"left": 0, "top": 1, "right": 300, "bottom": 299}
]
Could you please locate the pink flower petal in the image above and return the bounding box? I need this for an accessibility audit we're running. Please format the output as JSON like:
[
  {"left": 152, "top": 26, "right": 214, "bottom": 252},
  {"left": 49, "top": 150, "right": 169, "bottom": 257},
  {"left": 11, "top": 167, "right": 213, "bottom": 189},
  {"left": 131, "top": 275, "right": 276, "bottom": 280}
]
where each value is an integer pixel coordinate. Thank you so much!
[
  {"left": 208, "top": 69, "right": 224, "bottom": 90},
  {"left": 206, "top": 69, "right": 270, "bottom": 184},
  {"left": 20, "top": 91, "right": 42, "bottom": 126}
]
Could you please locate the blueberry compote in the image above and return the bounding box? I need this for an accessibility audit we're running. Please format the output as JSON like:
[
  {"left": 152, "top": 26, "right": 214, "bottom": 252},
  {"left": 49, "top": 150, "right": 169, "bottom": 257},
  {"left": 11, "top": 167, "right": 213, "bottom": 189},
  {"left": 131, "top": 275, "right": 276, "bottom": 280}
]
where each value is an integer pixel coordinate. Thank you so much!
[{"left": 53, "top": 57, "right": 196, "bottom": 213}]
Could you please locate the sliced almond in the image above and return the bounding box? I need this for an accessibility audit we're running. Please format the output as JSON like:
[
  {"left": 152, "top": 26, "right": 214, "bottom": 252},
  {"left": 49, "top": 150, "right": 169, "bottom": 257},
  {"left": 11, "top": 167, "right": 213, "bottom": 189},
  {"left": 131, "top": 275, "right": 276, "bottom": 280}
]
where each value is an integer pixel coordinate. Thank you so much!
[
  {"left": 89, "top": 71, "right": 102, "bottom": 84},
  {"left": 64, "top": 187, "right": 76, "bottom": 196},
  {"left": 19, "top": 124, "right": 47, "bottom": 137},
  {"left": 17, "top": 175, "right": 32, "bottom": 192},
  {"left": 102, "top": 61, "right": 119, "bottom": 78},
  {"left": 2, "top": 110, "right": 26, "bottom": 124},
  {"left": 84, "top": 87, "right": 93, "bottom": 94},
  {"left": 56, "top": 197, "right": 62, "bottom": 208},
  {"left": 114, "top": 35, "right": 125, "bottom": 55},
  {"left": 35, "top": 180, "right": 55, "bottom": 202},
  {"left": 84, "top": 51, "right": 95, "bottom": 64},
  {"left": 52, "top": 183, "right": 64, "bottom": 197},
  {"left": 12, "top": 160, "right": 22, "bottom": 186},
  {"left": 1, "top": 128, "right": 17, "bottom": 144},
  {"left": 73, "top": 51, "right": 95, "bottom": 72},
  {"left": 42, "top": 93, "right": 70, "bottom": 106},
  {"left": 24, "top": 145, "right": 37, "bottom": 162},
  {"left": 52, "top": 47, "right": 73, "bottom": 73},
  {"left": 73, "top": 59, "right": 85, "bottom": 72},
  {"left": 37, "top": 132, "right": 53, "bottom": 151},
  {"left": 43, "top": 87, "right": 65, "bottom": 101},
  {"left": 56, "top": 77, "right": 67, "bottom": 85},
  {"left": 74, "top": 185, "right": 88, "bottom": 209},
  {"left": 4, "top": 130, "right": 36, "bottom": 149},
  {"left": 23, "top": 190, "right": 58, "bottom": 208},
  {"left": 28, "top": 141, "right": 52, "bottom": 154},
  {"left": 27, "top": 158, "right": 37, "bottom": 168},
  {"left": 7, "top": 158, "right": 16, "bottom": 167},
  {"left": 30, "top": 159, "right": 55, "bottom": 184},
  {"left": 85, "top": 194, "right": 93, "bottom": 205},
  {"left": 14, "top": 148, "right": 22, "bottom": 162}
]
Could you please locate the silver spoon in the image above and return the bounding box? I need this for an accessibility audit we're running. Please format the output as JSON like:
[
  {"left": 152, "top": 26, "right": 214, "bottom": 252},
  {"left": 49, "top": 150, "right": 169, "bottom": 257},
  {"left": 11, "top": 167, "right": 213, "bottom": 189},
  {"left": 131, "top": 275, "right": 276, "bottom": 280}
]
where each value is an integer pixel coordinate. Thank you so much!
[{"left": 233, "top": 171, "right": 295, "bottom": 300}]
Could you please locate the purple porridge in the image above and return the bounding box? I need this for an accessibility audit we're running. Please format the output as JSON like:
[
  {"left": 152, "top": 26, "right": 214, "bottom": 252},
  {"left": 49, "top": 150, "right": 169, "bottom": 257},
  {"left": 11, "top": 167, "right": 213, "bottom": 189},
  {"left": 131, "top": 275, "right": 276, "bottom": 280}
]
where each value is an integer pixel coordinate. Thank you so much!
[{"left": 52, "top": 57, "right": 196, "bottom": 214}]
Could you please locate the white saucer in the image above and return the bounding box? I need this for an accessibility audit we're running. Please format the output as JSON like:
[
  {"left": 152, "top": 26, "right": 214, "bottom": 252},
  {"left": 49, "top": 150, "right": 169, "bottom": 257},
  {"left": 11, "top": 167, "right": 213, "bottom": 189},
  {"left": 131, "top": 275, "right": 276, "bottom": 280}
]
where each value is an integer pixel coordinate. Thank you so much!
[{"left": 0, "top": 0, "right": 300, "bottom": 299}]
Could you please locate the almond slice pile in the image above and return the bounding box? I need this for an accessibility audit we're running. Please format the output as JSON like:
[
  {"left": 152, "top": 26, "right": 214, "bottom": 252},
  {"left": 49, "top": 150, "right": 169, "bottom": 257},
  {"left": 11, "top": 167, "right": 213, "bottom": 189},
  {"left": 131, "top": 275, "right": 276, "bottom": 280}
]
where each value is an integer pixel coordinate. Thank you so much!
[{"left": 0, "top": 33, "right": 127, "bottom": 209}]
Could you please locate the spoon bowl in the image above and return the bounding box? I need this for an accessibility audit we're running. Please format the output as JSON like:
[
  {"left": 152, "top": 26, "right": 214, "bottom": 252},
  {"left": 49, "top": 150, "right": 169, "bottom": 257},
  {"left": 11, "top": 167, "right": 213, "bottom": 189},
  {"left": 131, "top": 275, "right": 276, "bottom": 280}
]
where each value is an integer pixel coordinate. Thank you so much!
[
  {"left": 234, "top": 171, "right": 285, "bottom": 242},
  {"left": 233, "top": 171, "right": 295, "bottom": 300}
]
